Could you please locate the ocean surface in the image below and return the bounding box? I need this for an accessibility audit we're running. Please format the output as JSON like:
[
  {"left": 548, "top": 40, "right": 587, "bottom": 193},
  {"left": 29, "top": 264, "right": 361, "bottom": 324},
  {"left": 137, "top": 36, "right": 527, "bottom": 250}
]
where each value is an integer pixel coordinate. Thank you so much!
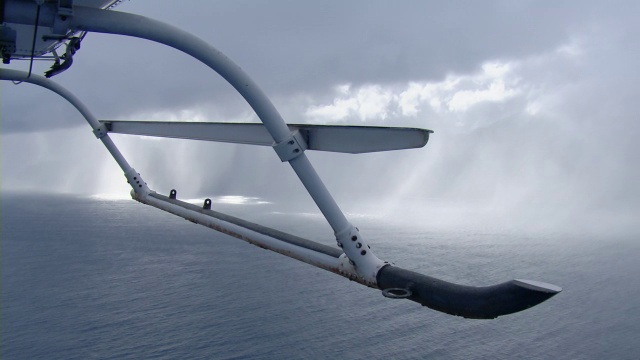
[{"left": 2, "top": 193, "right": 639, "bottom": 359}]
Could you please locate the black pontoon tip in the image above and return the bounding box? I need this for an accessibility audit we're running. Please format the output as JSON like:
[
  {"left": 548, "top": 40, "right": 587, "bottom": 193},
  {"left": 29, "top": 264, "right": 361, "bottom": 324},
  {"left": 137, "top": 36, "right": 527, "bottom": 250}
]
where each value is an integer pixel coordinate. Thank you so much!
[
  {"left": 377, "top": 265, "right": 561, "bottom": 319},
  {"left": 512, "top": 279, "right": 562, "bottom": 293}
]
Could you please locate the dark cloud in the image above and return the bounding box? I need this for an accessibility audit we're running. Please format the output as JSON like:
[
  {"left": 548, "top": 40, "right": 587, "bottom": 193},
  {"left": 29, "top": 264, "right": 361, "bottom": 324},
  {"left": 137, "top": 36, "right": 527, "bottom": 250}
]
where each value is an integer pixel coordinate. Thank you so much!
[{"left": 2, "top": 0, "right": 626, "bottom": 132}]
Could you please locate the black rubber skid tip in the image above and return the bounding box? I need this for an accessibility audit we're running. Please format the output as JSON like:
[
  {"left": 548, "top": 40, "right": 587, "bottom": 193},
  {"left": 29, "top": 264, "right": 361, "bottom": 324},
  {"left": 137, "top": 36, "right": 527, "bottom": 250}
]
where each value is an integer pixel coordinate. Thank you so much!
[{"left": 376, "top": 265, "right": 561, "bottom": 319}]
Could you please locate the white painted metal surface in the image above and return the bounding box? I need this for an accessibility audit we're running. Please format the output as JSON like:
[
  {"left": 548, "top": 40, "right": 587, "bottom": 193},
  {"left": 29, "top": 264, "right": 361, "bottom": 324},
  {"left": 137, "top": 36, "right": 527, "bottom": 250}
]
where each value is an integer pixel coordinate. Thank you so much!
[
  {"left": 100, "top": 120, "right": 433, "bottom": 154},
  {"left": 133, "top": 192, "right": 368, "bottom": 284}
]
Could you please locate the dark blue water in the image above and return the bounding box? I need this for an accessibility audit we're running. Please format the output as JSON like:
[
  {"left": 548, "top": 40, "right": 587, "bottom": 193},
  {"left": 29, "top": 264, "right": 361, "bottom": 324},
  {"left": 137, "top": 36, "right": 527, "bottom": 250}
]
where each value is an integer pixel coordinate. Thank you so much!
[{"left": 3, "top": 194, "right": 639, "bottom": 359}]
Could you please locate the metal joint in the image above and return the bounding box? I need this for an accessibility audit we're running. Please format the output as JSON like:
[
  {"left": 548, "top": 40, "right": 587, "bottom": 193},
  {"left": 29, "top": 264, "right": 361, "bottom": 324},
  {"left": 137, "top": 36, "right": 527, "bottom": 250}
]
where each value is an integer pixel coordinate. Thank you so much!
[
  {"left": 337, "top": 254, "right": 361, "bottom": 281},
  {"left": 272, "top": 130, "right": 308, "bottom": 162},
  {"left": 92, "top": 124, "right": 108, "bottom": 138},
  {"left": 124, "top": 168, "right": 150, "bottom": 195},
  {"left": 52, "top": 15, "right": 71, "bottom": 35},
  {"left": 57, "top": 0, "right": 74, "bottom": 17},
  {"left": 52, "top": 0, "right": 73, "bottom": 34},
  {"left": 335, "top": 226, "right": 385, "bottom": 285}
]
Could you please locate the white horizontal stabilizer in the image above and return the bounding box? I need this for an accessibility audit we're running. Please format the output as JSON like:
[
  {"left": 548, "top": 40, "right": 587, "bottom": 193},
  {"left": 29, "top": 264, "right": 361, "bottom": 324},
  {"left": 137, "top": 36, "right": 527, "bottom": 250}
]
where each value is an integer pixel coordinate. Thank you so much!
[{"left": 99, "top": 121, "right": 433, "bottom": 154}]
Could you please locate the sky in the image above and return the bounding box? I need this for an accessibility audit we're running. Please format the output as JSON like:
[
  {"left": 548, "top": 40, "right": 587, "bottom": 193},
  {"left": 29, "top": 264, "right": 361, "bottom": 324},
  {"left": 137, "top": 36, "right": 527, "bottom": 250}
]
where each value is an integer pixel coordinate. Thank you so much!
[{"left": 2, "top": 0, "right": 639, "bottom": 233}]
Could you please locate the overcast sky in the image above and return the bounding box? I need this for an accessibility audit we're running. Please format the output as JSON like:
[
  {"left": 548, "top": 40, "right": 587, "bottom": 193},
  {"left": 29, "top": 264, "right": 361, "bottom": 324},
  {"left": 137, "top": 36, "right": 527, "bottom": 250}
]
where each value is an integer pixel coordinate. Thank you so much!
[{"left": 2, "top": 0, "right": 639, "bottom": 232}]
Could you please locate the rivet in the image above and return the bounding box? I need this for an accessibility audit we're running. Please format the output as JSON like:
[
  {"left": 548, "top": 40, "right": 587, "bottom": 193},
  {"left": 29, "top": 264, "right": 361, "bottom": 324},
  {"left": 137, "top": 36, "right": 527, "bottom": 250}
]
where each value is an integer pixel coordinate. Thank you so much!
[
  {"left": 139, "top": 185, "right": 142, "bottom": 188},
  {"left": 351, "top": 235, "right": 357, "bottom": 241},
  {"left": 288, "top": 140, "right": 295, "bottom": 145},
  {"left": 360, "top": 250, "right": 367, "bottom": 255},
  {"left": 356, "top": 242, "right": 362, "bottom": 248},
  {"left": 293, "top": 148, "right": 300, "bottom": 153},
  {"left": 133, "top": 177, "right": 137, "bottom": 180}
]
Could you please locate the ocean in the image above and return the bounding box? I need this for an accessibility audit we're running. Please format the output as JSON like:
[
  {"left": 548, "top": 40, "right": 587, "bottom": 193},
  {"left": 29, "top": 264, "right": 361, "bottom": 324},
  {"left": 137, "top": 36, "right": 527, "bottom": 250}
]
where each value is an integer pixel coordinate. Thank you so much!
[{"left": 2, "top": 193, "right": 639, "bottom": 359}]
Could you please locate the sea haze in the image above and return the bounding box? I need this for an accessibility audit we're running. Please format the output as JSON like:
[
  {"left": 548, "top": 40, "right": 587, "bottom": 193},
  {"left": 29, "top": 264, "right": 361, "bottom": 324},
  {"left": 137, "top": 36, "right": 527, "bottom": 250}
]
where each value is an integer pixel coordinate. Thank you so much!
[{"left": 2, "top": 194, "right": 639, "bottom": 359}]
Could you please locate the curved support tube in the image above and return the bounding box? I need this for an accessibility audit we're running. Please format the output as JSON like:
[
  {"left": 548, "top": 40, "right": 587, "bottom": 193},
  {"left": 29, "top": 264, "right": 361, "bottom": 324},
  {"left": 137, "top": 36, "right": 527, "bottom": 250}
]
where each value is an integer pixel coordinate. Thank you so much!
[
  {"left": 1, "top": 69, "right": 101, "bottom": 129},
  {"left": 66, "top": 5, "right": 383, "bottom": 280},
  {"left": 377, "top": 265, "right": 561, "bottom": 319},
  {"left": 71, "top": 7, "right": 291, "bottom": 142},
  {"left": 0, "top": 68, "right": 149, "bottom": 194}
]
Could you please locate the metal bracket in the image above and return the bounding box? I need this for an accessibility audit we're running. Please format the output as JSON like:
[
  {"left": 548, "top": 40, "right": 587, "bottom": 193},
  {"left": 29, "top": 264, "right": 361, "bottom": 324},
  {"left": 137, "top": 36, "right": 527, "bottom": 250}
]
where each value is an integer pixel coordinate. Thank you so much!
[
  {"left": 52, "top": 0, "right": 73, "bottom": 35},
  {"left": 124, "top": 168, "right": 150, "bottom": 195},
  {"left": 92, "top": 123, "right": 108, "bottom": 139},
  {"left": 57, "top": 0, "right": 74, "bottom": 17},
  {"left": 203, "top": 198, "right": 212, "bottom": 210},
  {"left": 272, "top": 130, "right": 308, "bottom": 162},
  {"left": 337, "top": 254, "right": 360, "bottom": 281},
  {"left": 52, "top": 16, "right": 71, "bottom": 35},
  {"left": 335, "top": 226, "right": 385, "bottom": 285},
  {"left": 0, "top": 26, "right": 17, "bottom": 64}
]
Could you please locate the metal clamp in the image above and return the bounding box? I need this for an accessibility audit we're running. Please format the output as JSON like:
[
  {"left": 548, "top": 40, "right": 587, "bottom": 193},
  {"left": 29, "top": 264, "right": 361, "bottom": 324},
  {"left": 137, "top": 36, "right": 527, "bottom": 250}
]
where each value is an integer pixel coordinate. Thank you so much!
[
  {"left": 52, "top": 0, "right": 74, "bottom": 35},
  {"left": 57, "top": 0, "right": 74, "bottom": 17},
  {"left": 335, "top": 226, "right": 385, "bottom": 285},
  {"left": 124, "top": 168, "right": 150, "bottom": 195},
  {"left": 92, "top": 123, "right": 108, "bottom": 139},
  {"left": 272, "top": 130, "right": 308, "bottom": 162}
]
